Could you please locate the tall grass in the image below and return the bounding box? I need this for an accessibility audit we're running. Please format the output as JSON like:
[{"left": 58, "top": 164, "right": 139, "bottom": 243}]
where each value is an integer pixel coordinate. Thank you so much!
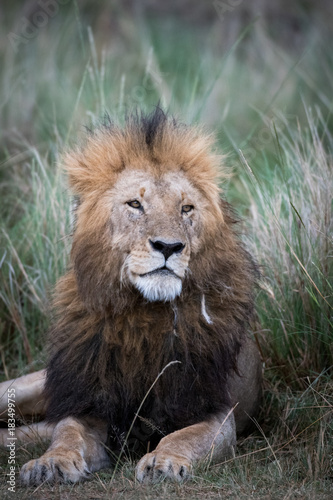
[
  {"left": 0, "top": 147, "right": 70, "bottom": 373},
  {"left": 0, "top": 2, "right": 332, "bottom": 497},
  {"left": 237, "top": 111, "right": 333, "bottom": 489},
  {"left": 242, "top": 109, "right": 333, "bottom": 380}
]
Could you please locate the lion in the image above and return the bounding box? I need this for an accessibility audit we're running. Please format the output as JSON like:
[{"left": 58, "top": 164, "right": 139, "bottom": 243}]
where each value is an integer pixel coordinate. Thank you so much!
[{"left": 0, "top": 108, "right": 262, "bottom": 485}]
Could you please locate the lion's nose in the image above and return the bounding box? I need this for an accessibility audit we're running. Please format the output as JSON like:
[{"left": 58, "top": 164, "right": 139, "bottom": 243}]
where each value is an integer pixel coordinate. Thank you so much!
[{"left": 150, "top": 240, "right": 185, "bottom": 261}]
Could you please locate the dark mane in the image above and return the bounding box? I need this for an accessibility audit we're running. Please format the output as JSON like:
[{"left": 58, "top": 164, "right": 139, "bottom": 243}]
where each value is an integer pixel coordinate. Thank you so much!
[{"left": 139, "top": 106, "right": 169, "bottom": 148}]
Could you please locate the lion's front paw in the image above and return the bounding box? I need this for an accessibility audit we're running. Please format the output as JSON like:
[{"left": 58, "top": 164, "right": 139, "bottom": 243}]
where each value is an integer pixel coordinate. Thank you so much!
[
  {"left": 20, "top": 450, "right": 91, "bottom": 486},
  {"left": 136, "top": 450, "right": 192, "bottom": 483}
]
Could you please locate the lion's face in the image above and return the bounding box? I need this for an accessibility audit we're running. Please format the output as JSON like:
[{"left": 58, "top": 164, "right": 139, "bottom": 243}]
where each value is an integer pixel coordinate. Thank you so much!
[
  {"left": 109, "top": 168, "right": 208, "bottom": 302},
  {"left": 69, "top": 111, "right": 226, "bottom": 311}
]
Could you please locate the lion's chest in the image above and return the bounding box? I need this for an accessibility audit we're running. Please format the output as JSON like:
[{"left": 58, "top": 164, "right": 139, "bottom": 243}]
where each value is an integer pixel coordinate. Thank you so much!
[
  {"left": 46, "top": 302, "right": 231, "bottom": 433},
  {"left": 94, "top": 315, "right": 229, "bottom": 434}
]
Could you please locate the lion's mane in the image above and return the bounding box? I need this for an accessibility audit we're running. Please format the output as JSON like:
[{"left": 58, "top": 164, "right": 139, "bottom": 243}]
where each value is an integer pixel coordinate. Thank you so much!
[{"left": 45, "top": 109, "right": 258, "bottom": 448}]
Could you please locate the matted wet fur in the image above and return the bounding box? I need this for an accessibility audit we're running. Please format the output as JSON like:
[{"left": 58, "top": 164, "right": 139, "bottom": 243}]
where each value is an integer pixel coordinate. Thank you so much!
[{"left": 1, "top": 108, "right": 262, "bottom": 484}]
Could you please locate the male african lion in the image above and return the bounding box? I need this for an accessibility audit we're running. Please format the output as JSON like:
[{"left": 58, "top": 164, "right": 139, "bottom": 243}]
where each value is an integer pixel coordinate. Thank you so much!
[{"left": 0, "top": 108, "right": 262, "bottom": 485}]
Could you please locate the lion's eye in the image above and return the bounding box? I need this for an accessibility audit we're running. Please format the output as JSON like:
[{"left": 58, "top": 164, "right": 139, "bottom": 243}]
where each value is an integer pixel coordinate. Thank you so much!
[
  {"left": 182, "top": 205, "right": 194, "bottom": 214},
  {"left": 127, "top": 200, "right": 142, "bottom": 209}
]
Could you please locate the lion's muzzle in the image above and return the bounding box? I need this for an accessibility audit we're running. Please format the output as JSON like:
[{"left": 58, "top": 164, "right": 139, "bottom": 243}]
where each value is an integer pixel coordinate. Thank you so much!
[{"left": 149, "top": 239, "right": 185, "bottom": 261}]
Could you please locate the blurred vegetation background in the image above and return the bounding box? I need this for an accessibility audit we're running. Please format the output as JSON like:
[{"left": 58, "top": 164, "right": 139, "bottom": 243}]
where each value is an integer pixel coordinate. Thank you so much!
[{"left": 0, "top": 1, "right": 332, "bottom": 498}]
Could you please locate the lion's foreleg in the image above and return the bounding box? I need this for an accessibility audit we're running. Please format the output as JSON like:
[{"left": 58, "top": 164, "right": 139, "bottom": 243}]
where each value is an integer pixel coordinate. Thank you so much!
[
  {"left": 136, "top": 409, "right": 236, "bottom": 482},
  {"left": 0, "top": 369, "right": 46, "bottom": 421},
  {"left": 20, "top": 416, "right": 110, "bottom": 485}
]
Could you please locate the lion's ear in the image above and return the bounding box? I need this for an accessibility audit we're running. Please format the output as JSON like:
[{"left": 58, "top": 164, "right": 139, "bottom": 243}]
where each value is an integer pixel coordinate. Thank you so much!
[
  {"left": 63, "top": 149, "right": 87, "bottom": 195},
  {"left": 62, "top": 148, "right": 110, "bottom": 197},
  {"left": 61, "top": 134, "right": 123, "bottom": 196}
]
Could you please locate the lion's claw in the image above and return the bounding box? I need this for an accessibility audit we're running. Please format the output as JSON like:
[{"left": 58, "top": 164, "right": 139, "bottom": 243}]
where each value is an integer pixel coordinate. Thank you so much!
[
  {"left": 136, "top": 451, "right": 192, "bottom": 483},
  {"left": 20, "top": 451, "right": 90, "bottom": 485}
]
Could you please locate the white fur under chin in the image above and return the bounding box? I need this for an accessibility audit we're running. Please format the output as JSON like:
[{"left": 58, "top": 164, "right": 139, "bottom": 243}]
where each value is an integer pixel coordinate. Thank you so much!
[{"left": 134, "top": 274, "right": 182, "bottom": 302}]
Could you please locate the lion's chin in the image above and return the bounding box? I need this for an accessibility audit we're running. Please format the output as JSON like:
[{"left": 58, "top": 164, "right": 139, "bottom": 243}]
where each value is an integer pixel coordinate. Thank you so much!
[{"left": 133, "top": 273, "right": 182, "bottom": 302}]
